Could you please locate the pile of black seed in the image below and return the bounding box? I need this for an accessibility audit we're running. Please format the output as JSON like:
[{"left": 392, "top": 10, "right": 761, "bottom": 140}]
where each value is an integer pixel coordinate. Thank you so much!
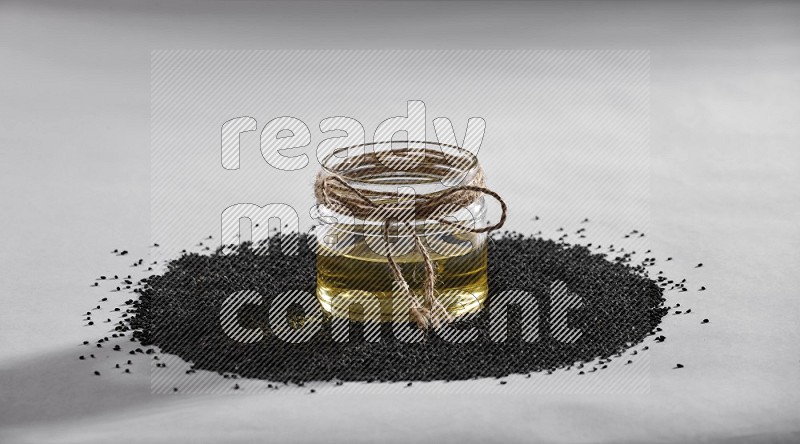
[{"left": 121, "top": 231, "right": 668, "bottom": 382}]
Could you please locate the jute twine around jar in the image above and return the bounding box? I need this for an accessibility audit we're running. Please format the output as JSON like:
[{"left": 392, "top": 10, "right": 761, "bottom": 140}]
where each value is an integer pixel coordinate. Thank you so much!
[{"left": 315, "top": 141, "right": 507, "bottom": 329}]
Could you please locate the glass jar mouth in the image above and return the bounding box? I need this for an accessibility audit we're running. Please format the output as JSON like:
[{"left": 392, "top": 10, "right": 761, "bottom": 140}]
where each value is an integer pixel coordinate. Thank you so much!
[{"left": 319, "top": 141, "right": 479, "bottom": 187}]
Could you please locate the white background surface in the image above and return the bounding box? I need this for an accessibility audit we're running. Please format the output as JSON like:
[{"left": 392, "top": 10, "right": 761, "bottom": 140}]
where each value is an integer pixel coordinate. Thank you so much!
[{"left": 1, "top": 1, "right": 798, "bottom": 443}]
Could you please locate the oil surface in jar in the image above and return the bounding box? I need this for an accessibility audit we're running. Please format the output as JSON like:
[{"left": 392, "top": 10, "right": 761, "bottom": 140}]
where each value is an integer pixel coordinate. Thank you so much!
[{"left": 316, "top": 225, "right": 487, "bottom": 322}]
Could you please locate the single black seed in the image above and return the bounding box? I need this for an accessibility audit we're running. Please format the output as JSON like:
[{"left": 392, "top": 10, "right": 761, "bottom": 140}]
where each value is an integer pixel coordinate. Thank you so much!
[
  {"left": 696, "top": 263, "right": 703, "bottom": 268},
  {"left": 702, "top": 319, "right": 709, "bottom": 324},
  {"left": 79, "top": 356, "right": 85, "bottom": 360},
  {"left": 499, "top": 381, "right": 507, "bottom": 385},
  {"left": 675, "top": 364, "right": 684, "bottom": 369}
]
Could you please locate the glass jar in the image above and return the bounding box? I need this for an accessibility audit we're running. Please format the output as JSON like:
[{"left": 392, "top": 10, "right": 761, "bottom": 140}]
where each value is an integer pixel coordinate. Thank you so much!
[{"left": 313, "top": 142, "right": 489, "bottom": 323}]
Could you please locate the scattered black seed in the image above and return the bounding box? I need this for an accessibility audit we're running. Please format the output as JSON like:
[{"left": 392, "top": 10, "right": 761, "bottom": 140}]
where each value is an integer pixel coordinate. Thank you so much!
[
  {"left": 406, "top": 382, "right": 412, "bottom": 387},
  {"left": 125, "top": 368, "right": 131, "bottom": 373},
  {"left": 499, "top": 381, "right": 507, "bottom": 385},
  {"left": 310, "top": 389, "right": 316, "bottom": 393},
  {"left": 120, "top": 251, "right": 128, "bottom": 256},
  {"left": 702, "top": 319, "right": 709, "bottom": 324},
  {"left": 118, "top": 232, "right": 669, "bottom": 383},
  {"left": 699, "top": 286, "right": 706, "bottom": 291},
  {"left": 234, "top": 384, "right": 240, "bottom": 390},
  {"left": 675, "top": 364, "right": 684, "bottom": 369},
  {"left": 696, "top": 263, "right": 703, "bottom": 268},
  {"left": 94, "top": 371, "right": 100, "bottom": 376},
  {"left": 79, "top": 356, "right": 85, "bottom": 360}
]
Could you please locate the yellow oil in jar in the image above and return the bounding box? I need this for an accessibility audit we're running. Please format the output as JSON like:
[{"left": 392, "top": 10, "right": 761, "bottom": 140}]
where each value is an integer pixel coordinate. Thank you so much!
[{"left": 316, "top": 227, "right": 488, "bottom": 322}]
